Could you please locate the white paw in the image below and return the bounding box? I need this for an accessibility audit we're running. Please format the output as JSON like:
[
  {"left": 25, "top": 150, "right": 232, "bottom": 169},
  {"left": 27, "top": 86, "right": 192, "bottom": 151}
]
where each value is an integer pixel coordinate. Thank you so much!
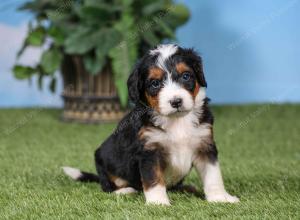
[
  {"left": 114, "top": 187, "right": 137, "bottom": 195},
  {"left": 146, "top": 198, "right": 171, "bottom": 206},
  {"left": 144, "top": 184, "right": 170, "bottom": 206},
  {"left": 206, "top": 192, "right": 239, "bottom": 203}
]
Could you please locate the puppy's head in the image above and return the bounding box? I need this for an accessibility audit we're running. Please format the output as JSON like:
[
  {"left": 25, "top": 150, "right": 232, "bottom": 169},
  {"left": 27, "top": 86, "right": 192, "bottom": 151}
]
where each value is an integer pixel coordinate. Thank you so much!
[{"left": 127, "top": 44, "right": 206, "bottom": 116}]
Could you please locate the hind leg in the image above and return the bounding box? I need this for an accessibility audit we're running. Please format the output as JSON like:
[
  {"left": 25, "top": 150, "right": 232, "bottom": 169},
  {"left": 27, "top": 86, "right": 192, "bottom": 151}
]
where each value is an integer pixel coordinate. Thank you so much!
[
  {"left": 114, "top": 187, "right": 138, "bottom": 195},
  {"left": 110, "top": 176, "right": 138, "bottom": 195},
  {"left": 95, "top": 161, "right": 116, "bottom": 192},
  {"left": 96, "top": 162, "right": 138, "bottom": 195}
]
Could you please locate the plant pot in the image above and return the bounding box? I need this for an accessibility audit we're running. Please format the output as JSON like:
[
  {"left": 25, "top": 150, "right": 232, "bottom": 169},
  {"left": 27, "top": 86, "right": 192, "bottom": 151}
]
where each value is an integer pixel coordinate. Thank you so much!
[{"left": 61, "top": 55, "right": 125, "bottom": 123}]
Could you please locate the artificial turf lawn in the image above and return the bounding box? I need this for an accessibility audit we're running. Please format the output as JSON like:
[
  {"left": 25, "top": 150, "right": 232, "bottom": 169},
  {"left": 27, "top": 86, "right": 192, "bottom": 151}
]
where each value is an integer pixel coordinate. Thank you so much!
[{"left": 0, "top": 105, "right": 299, "bottom": 219}]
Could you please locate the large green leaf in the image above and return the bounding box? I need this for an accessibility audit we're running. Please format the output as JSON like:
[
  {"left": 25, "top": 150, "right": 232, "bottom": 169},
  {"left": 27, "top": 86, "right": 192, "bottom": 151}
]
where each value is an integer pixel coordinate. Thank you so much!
[
  {"left": 77, "top": 6, "right": 112, "bottom": 24},
  {"left": 141, "top": 1, "right": 166, "bottom": 16},
  {"left": 65, "top": 27, "right": 116, "bottom": 55},
  {"left": 19, "top": 0, "right": 55, "bottom": 12},
  {"left": 121, "top": 0, "right": 134, "bottom": 7},
  {"left": 48, "top": 26, "right": 65, "bottom": 45},
  {"left": 46, "top": 10, "right": 73, "bottom": 24},
  {"left": 65, "top": 25, "right": 122, "bottom": 53},
  {"left": 84, "top": 0, "right": 122, "bottom": 11},
  {"left": 12, "top": 65, "right": 36, "bottom": 79},
  {"left": 26, "top": 27, "right": 46, "bottom": 46},
  {"left": 83, "top": 28, "right": 122, "bottom": 75},
  {"left": 95, "top": 29, "right": 123, "bottom": 58},
  {"left": 40, "top": 48, "right": 62, "bottom": 74},
  {"left": 83, "top": 54, "right": 105, "bottom": 75},
  {"left": 64, "top": 27, "right": 94, "bottom": 54},
  {"left": 154, "top": 18, "right": 175, "bottom": 38},
  {"left": 164, "top": 3, "right": 190, "bottom": 28},
  {"left": 109, "top": 13, "right": 138, "bottom": 107},
  {"left": 141, "top": 29, "right": 160, "bottom": 46}
]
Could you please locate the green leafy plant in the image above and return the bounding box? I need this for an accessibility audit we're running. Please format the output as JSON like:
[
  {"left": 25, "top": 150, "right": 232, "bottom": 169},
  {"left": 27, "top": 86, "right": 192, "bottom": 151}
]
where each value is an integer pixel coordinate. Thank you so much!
[{"left": 13, "top": 0, "right": 190, "bottom": 107}]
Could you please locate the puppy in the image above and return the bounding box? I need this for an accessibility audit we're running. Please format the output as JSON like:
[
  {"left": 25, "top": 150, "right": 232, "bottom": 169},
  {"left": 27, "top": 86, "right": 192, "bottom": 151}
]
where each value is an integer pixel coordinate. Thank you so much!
[{"left": 63, "top": 44, "right": 239, "bottom": 205}]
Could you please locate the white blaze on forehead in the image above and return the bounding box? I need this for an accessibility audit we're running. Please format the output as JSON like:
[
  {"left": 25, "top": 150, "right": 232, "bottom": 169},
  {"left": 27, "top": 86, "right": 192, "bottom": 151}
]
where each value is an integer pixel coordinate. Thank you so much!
[
  {"left": 149, "top": 44, "right": 178, "bottom": 60},
  {"left": 149, "top": 44, "right": 178, "bottom": 76}
]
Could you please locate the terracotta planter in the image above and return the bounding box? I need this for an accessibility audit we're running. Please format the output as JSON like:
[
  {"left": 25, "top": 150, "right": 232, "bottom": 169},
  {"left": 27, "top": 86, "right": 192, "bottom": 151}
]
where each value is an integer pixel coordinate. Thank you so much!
[{"left": 61, "top": 55, "right": 125, "bottom": 123}]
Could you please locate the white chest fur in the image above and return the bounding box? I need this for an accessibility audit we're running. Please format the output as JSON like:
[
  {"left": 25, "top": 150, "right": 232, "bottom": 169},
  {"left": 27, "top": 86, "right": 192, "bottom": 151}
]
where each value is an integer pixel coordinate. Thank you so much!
[{"left": 144, "top": 112, "right": 212, "bottom": 187}]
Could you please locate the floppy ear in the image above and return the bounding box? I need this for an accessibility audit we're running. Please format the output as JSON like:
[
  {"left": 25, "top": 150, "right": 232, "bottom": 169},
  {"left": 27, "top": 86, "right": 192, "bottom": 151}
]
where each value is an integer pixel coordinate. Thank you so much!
[
  {"left": 187, "top": 49, "right": 207, "bottom": 87},
  {"left": 127, "top": 61, "right": 143, "bottom": 105}
]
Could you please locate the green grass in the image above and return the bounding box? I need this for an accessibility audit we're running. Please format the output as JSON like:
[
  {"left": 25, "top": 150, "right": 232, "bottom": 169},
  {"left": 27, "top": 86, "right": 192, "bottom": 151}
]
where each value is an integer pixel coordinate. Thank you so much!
[{"left": 0, "top": 105, "right": 299, "bottom": 219}]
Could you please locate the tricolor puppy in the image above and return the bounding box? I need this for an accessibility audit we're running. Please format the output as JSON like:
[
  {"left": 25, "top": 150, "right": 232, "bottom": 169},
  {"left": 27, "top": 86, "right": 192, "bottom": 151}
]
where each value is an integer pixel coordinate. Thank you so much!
[{"left": 63, "top": 44, "right": 239, "bottom": 205}]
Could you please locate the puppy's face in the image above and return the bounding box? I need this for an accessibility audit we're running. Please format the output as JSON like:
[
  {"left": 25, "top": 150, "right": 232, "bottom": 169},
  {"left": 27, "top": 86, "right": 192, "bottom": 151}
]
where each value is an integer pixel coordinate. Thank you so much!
[
  {"left": 128, "top": 44, "right": 207, "bottom": 116},
  {"left": 145, "top": 61, "right": 199, "bottom": 116}
]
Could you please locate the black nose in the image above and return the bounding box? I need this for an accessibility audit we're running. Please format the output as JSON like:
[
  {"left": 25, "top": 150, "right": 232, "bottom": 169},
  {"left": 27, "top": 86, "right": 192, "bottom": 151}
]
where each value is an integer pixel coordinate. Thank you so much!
[{"left": 170, "top": 98, "right": 183, "bottom": 108}]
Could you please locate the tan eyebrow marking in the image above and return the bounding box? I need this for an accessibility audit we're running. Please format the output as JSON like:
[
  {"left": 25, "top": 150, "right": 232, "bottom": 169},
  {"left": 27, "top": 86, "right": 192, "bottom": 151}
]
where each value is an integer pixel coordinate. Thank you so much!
[
  {"left": 149, "top": 67, "right": 164, "bottom": 79},
  {"left": 176, "top": 62, "right": 191, "bottom": 74}
]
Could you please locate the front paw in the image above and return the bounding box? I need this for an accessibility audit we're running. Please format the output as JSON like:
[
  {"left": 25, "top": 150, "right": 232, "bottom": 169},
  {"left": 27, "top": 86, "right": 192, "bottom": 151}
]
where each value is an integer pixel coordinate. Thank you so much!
[
  {"left": 144, "top": 184, "right": 170, "bottom": 206},
  {"left": 206, "top": 192, "right": 239, "bottom": 203},
  {"left": 146, "top": 198, "right": 171, "bottom": 206}
]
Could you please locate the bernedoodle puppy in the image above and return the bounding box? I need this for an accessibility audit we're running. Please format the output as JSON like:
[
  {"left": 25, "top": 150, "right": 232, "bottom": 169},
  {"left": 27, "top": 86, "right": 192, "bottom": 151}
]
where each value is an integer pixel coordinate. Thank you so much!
[{"left": 63, "top": 44, "right": 239, "bottom": 205}]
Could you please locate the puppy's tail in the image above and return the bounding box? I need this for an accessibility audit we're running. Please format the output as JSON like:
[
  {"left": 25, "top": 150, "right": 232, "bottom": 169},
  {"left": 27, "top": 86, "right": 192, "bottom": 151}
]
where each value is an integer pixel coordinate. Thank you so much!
[{"left": 62, "top": 166, "right": 99, "bottom": 183}]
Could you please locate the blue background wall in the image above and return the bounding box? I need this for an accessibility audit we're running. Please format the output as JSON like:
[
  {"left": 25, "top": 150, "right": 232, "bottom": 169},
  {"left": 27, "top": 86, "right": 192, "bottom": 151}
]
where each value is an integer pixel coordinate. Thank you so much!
[{"left": 0, "top": 0, "right": 299, "bottom": 107}]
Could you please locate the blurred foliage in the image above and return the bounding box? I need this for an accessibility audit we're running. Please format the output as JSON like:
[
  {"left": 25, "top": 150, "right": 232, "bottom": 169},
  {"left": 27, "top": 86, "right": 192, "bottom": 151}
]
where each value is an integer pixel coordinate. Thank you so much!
[{"left": 13, "top": 0, "right": 190, "bottom": 107}]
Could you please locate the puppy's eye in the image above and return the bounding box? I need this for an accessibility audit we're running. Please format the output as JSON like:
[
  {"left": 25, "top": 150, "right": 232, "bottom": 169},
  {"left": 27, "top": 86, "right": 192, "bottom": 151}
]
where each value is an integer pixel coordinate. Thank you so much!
[
  {"left": 151, "top": 79, "right": 161, "bottom": 89},
  {"left": 182, "top": 72, "right": 191, "bottom": 81}
]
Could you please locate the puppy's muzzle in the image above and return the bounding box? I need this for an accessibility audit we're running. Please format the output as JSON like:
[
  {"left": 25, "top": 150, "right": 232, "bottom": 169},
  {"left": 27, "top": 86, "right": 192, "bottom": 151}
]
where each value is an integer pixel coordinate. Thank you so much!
[{"left": 170, "top": 98, "right": 183, "bottom": 109}]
